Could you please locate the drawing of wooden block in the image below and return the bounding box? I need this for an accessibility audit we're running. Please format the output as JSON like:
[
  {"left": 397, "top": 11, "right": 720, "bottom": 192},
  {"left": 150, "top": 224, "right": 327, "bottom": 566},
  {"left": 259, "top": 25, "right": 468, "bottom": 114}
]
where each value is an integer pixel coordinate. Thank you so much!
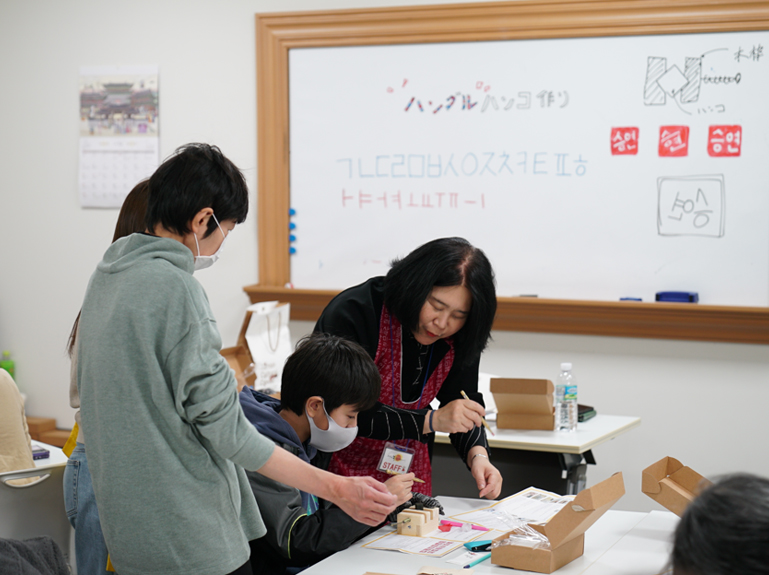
[{"left": 396, "top": 506, "right": 440, "bottom": 537}]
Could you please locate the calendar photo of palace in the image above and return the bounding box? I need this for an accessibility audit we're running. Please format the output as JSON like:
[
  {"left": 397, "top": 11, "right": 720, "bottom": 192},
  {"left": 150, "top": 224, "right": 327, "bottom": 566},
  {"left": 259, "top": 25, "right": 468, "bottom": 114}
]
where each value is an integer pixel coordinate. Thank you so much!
[{"left": 79, "top": 69, "right": 158, "bottom": 137}]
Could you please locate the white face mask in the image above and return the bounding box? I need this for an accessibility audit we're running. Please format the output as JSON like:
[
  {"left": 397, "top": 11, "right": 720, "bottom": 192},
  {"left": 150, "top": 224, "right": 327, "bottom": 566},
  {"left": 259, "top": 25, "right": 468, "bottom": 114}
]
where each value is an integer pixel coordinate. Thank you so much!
[
  {"left": 307, "top": 400, "right": 358, "bottom": 453},
  {"left": 193, "top": 214, "right": 228, "bottom": 272}
]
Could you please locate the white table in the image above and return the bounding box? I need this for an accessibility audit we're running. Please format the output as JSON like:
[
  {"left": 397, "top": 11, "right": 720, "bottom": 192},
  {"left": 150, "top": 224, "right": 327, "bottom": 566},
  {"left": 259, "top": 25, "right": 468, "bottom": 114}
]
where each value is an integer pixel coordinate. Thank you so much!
[
  {"left": 302, "top": 496, "right": 676, "bottom": 574},
  {"left": 581, "top": 510, "right": 678, "bottom": 575},
  {"left": 435, "top": 414, "right": 641, "bottom": 455},
  {"left": 0, "top": 441, "right": 71, "bottom": 563},
  {"left": 31, "top": 439, "right": 70, "bottom": 469},
  {"left": 433, "top": 415, "right": 641, "bottom": 497}
]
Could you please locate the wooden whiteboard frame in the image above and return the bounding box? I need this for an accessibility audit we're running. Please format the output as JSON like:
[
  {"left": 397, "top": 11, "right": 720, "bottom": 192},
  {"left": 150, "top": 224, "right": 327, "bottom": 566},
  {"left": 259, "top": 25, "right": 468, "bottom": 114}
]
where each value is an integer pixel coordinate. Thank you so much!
[{"left": 249, "top": 0, "right": 769, "bottom": 344}]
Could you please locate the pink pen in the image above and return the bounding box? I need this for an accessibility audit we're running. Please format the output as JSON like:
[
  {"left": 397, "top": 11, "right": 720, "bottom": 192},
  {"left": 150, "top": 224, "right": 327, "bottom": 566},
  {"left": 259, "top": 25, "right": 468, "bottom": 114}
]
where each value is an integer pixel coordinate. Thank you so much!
[
  {"left": 440, "top": 519, "right": 463, "bottom": 527},
  {"left": 471, "top": 525, "right": 489, "bottom": 531}
]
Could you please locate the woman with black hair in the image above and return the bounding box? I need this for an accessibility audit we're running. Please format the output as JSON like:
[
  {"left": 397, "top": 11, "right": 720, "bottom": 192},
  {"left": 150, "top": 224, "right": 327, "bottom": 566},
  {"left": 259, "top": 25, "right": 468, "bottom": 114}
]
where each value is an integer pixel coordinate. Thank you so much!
[{"left": 314, "top": 237, "right": 503, "bottom": 499}]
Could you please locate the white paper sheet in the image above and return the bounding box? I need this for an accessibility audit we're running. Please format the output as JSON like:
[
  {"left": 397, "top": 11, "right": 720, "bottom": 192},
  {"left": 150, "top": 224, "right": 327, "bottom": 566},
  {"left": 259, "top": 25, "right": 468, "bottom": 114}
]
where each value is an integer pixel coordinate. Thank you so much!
[
  {"left": 363, "top": 529, "right": 464, "bottom": 556},
  {"left": 451, "top": 486, "right": 575, "bottom": 529}
]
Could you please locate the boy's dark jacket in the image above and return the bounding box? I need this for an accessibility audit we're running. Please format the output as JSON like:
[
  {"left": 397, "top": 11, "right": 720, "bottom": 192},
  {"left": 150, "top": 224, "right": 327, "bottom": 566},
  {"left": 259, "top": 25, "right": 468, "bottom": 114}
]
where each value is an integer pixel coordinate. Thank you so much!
[{"left": 239, "top": 388, "right": 374, "bottom": 575}]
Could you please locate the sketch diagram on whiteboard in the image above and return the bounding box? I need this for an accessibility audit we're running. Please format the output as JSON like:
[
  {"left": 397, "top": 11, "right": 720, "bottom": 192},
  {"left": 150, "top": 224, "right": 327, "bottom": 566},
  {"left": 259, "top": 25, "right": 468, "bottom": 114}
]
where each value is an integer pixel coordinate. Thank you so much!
[
  {"left": 657, "top": 175, "right": 725, "bottom": 237},
  {"left": 643, "top": 44, "right": 762, "bottom": 114}
]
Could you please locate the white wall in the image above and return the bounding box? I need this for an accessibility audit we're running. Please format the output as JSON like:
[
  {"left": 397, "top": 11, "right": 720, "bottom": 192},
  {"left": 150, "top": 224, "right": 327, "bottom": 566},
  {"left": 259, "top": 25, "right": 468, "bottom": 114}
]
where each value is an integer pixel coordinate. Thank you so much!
[
  {"left": 1, "top": 0, "right": 767, "bottom": 513},
  {"left": 0, "top": 0, "right": 472, "bottom": 420}
]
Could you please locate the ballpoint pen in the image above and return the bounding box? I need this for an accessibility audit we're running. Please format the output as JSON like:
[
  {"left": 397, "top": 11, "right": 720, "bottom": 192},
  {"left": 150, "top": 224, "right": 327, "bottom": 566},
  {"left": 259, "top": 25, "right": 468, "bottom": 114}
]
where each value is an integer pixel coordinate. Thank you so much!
[{"left": 464, "top": 551, "right": 492, "bottom": 569}]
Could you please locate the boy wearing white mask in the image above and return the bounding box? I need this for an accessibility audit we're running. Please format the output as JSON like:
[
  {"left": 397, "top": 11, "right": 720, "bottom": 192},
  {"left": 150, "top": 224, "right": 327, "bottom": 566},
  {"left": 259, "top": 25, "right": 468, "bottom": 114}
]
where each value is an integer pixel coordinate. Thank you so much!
[{"left": 240, "top": 333, "right": 414, "bottom": 575}]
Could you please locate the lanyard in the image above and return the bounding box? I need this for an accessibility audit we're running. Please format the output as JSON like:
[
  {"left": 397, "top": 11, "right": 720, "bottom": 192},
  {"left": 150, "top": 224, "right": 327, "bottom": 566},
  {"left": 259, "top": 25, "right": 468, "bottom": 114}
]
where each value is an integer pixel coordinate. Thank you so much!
[
  {"left": 390, "top": 314, "right": 434, "bottom": 447},
  {"left": 307, "top": 494, "right": 319, "bottom": 515}
]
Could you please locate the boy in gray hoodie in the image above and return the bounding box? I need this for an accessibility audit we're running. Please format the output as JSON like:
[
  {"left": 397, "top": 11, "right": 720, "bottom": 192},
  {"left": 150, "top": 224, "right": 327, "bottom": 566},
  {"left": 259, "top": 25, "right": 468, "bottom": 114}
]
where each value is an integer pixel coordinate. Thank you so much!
[{"left": 77, "top": 144, "right": 396, "bottom": 575}]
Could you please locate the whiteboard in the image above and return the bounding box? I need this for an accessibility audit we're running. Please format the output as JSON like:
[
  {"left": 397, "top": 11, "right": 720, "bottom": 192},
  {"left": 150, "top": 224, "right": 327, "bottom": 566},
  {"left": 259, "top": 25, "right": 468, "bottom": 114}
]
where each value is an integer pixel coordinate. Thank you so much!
[{"left": 289, "top": 31, "right": 769, "bottom": 306}]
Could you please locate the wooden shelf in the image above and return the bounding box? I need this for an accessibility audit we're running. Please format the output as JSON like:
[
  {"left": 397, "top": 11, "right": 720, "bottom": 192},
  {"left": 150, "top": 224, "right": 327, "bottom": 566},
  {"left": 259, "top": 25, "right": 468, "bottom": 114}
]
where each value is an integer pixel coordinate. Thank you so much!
[{"left": 243, "top": 284, "right": 769, "bottom": 344}]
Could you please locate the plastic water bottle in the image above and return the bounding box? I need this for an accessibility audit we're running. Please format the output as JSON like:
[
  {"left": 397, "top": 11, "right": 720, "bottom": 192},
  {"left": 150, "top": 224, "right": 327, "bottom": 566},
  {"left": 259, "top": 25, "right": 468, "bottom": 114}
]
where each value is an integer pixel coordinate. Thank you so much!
[
  {"left": 555, "top": 362, "right": 578, "bottom": 432},
  {"left": 1, "top": 350, "right": 15, "bottom": 380}
]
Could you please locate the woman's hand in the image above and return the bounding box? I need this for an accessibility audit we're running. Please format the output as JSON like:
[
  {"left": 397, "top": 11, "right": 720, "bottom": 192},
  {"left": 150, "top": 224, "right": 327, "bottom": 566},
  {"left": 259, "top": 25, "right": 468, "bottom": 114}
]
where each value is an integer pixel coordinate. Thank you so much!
[
  {"left": 384, "top": 472, "right": 415, "bottom": 505},
  {"left": 468, "top": 449, "right": 503, "bottom": 500},
  {"left": 427, "top": 398, "right": 485, "bottom": 434}
]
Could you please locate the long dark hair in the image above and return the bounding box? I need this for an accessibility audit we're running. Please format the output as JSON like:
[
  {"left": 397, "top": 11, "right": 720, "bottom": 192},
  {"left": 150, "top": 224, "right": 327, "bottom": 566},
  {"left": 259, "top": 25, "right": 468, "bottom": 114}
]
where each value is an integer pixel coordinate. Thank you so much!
[
  {"left": 67, "top": 180, "right": 150, "bottom": 357},
  {"left": 383, "top": 237, "right": 496, "bottom": 367}
]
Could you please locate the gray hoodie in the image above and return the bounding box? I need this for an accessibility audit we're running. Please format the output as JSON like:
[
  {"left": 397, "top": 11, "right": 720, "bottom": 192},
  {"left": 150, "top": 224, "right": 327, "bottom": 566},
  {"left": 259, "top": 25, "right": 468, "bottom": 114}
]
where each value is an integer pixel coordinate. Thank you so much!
[{"left": 78, "top": 233, "right": 274, "bottom": 575}]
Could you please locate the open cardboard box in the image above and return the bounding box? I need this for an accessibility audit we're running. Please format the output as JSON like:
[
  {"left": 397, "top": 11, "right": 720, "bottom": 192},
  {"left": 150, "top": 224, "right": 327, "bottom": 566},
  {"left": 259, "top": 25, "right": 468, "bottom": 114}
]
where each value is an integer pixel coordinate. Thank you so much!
[
  {"left": 491, "top": 472, "right": 625, "bottom": 573},
  {"left": 641, "top": 456, "right": 711, "bottom": 516},
  {"left": 234, "top": 307, "right": 257, "bottom": 354},
  {"left": 220, "top": 344, "right": 256, "bottom": 392},
  {"left": 490, "top": 378, "right": 554, "bottom": 430},
  {"left": 221, "top": 305, "right": 260, "bottom": 392}
]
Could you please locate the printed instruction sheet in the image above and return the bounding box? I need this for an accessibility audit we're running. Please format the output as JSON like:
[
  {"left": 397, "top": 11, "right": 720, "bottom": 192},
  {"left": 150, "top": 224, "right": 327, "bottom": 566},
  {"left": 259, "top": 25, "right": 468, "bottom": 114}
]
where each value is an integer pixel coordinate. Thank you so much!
[{"left": 451, "top": 486, "right": 575, "bottom": 529}]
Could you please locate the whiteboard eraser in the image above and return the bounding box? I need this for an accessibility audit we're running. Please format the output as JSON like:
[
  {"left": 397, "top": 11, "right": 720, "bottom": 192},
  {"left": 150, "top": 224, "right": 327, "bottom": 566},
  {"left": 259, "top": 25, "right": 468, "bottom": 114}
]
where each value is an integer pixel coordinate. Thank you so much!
[{"left": 655, "top": 291, "right": 699, "bottom": 303}]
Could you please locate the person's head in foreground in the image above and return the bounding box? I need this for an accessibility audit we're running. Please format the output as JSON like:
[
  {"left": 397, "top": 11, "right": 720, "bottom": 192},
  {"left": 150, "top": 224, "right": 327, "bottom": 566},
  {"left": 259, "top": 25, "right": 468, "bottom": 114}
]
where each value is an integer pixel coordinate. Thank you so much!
[
  {"left": 384, "top": 236, "right": 497, "bottom": 367},
  {"left": 672, "top": 472, "right": 769, "bottom": 575}
]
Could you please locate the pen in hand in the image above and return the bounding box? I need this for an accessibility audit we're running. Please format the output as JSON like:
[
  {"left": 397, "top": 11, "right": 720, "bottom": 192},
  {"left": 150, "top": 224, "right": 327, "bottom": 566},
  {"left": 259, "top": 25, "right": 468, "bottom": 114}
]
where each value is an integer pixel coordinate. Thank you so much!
[
  {"left": 460, "top": 390, "right": 495, "bottom": 436},
  {"left": 384, "top": 469, "right": 425, "bottom": 483}
]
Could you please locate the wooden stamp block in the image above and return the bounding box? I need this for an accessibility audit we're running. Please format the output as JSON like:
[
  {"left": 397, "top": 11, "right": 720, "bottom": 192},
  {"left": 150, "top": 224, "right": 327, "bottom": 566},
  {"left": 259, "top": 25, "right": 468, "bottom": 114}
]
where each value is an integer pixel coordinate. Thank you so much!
[{"left": 396, "top": 506, "right": 440, "bottom": 537}]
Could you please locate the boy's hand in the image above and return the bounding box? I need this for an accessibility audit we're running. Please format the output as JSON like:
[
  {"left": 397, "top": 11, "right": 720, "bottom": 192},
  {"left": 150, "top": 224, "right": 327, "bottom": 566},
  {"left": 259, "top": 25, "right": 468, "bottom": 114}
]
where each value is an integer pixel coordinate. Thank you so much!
[
  {"left": 429, "top": 398, "right": 485, "bottom": 434},
  {"left": 384, "top": 472, "right": 414, "bottom": 505},
  {"left": 332, "top": 475, "right": 397, "bottom": 526}
]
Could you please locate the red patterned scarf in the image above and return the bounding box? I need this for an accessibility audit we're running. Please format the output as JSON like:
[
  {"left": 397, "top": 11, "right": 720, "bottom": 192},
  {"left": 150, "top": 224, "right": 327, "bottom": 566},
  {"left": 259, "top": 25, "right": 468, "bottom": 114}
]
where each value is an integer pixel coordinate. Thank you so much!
[{"left": 327, "top": 305, "right": 454, "bottom": 495}]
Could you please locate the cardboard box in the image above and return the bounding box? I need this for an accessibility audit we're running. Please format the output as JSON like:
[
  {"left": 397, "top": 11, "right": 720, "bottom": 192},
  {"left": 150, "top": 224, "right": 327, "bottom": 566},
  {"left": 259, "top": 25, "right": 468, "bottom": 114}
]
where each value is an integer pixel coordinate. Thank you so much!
[
  {"left": 490, "top": 378, "right": 554, "bottom": 430},
  {"left": 26, "top": 417, "right": 56, "bottom": 436},
  {"left": 491, "top": 472, "right": 625, "bottom": 573},
  {"left": 641, "top": 456, "right": 711, "bottom": 516},
  {"left": 26, "top": 417, "right": 57, "bottom": 440},
  {"left": 223, "top": 306, "right": 260, "bottom": 391},
  {"left": 235, "top": 308, "right": 254, "bottom": 352},
  {"left": 38, "top": 429, "right": 72, "bottom": 448},
  {"left": 220, "top": 345, "right": 256, "bottom": 391}
]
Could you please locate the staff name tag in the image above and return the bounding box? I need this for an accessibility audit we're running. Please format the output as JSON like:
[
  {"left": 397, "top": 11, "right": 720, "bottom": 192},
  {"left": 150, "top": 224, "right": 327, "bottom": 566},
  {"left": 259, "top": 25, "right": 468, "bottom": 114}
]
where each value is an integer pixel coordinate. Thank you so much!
[{"left": 377, "top": 442, "right": 414, "bottom": 475}]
